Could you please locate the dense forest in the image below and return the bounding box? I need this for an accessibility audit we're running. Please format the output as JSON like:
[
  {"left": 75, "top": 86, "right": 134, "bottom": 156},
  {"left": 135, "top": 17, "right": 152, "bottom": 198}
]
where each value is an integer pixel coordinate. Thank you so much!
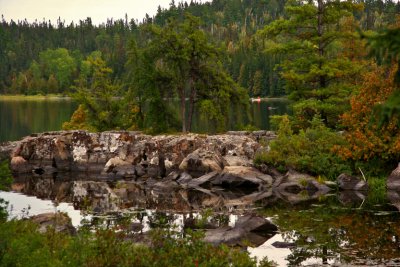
[{"left": 1, "top": 0, "right": 399, "bottom": 97}]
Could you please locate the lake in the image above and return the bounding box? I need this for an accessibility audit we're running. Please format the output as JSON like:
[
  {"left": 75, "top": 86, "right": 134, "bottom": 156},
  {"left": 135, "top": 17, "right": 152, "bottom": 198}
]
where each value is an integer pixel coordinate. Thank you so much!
[
  {"left": 0, "top": 97, "right": 77, "bottom": 142},
  {"left": 1, "top": 177, "right": 400, "bottom": 266},
  {"left": 0, "top": 97, "right": 290, "bottom": 142}
]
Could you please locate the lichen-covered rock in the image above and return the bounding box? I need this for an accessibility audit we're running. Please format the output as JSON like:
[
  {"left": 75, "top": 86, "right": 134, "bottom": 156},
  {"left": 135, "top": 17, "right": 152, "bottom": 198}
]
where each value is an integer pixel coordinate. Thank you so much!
[
  {"left": 7, "top": 131, "right": 261, "bottom": 179},
  {"left": 179, "top": 149, "right": 226, "bottom": 177}
]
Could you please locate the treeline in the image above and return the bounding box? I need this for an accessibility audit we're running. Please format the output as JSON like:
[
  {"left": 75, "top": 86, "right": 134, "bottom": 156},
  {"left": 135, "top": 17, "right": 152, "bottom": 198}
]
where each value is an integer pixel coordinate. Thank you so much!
[{"left": 1, "top": 0, "right": 398, "bottom": 97}]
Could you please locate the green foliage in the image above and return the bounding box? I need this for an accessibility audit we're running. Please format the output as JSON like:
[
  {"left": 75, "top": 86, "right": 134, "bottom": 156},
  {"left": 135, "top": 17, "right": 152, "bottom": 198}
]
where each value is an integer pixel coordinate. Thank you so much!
[
  {"left": 70, "top": 53, "right": 123, "bottom": 131},
  {"left": 260, "top": 0, "right": 363, "bottom": 129},
  {"left": 127, "top": 14, "right": 249, "bottom": 133},
  {"left": 255, "top": 115, "right": 351, "bottom": 179},
  {"left": 62, "top": 104, "right": 96, "bottom": 131},
  {"left": 0, "top": 160, "right": 12, "bottom": 191},
  {"left": 0, "top": 219, "right": 276, "bottom": 267}
]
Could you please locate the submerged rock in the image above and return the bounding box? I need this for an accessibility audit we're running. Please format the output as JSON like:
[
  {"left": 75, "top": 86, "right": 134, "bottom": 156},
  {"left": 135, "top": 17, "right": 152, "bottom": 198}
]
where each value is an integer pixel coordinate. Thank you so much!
[
  {"left": 337, "top": 173, "right": 368, "bottom": 191},
  {"left": 204, "top": 214, "right": 277, "bottom": 247},
  {"left": 29, "top": 212, "right": 76, "bottom": 234}
]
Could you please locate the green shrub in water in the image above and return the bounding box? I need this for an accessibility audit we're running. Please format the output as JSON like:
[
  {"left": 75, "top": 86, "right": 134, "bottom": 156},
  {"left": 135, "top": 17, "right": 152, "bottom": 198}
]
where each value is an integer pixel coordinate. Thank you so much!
[{"left": 255, "top": 115, "right": 352, "bottom": 180}]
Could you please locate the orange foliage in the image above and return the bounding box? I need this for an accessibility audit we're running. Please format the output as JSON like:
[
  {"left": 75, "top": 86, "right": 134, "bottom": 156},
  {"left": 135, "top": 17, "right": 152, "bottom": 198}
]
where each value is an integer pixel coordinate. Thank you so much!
[{"left": 336, "top": 63, "right": 400, "bottom": 161}]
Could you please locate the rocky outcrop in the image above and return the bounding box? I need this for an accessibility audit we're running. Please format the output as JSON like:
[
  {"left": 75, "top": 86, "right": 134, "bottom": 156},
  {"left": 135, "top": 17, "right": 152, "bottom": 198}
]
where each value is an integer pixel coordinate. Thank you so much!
[
  {"left": 9, "top": 131, "right": 262, "bottom": 179},
  {"left": 5, "top": 130, "right": 337, "bottom": 211}
]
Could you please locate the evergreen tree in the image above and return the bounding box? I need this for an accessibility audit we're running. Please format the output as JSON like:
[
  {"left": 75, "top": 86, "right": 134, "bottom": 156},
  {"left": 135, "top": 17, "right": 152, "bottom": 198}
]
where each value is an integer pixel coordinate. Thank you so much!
[{"left": 260, "top": 0, "right": 364, "bottom": 129}]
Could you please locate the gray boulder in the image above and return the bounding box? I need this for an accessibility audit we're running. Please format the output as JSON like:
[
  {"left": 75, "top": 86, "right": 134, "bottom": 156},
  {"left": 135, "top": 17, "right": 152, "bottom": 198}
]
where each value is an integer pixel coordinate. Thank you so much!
[
  {"left": 179, "top": 149, "right": 226, "bottom": 177},
  {"left": 337, "top": 173, "right": 368, "bottom": 191}
]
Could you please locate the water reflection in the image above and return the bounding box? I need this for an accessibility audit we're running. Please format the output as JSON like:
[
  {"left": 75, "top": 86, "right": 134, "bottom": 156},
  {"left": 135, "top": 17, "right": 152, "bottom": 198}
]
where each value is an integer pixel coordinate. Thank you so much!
[
  {"left": 0, "top": 98, "right": 290, "bottom": 142},
  {"left": 0, "top": 97, "right": 77, "bottom": 142},
  {"left": 4, "top": 169, "right": 400, "bottom": 266}
]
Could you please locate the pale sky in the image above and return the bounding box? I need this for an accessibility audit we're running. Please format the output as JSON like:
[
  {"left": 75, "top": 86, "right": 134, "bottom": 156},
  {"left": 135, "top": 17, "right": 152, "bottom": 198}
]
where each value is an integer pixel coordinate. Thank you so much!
[{"left": 0, "top": 0, "right": 208, "bottom": 25}]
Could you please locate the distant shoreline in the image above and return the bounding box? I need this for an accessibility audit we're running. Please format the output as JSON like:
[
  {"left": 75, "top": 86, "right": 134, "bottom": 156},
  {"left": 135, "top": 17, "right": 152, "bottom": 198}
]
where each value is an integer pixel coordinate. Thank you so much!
[
  {"left": 250, "top": 97, "right": 289, "bottom": 102},
  {"left": 0, "top": 95, "right": 72, "bottom": 101}
]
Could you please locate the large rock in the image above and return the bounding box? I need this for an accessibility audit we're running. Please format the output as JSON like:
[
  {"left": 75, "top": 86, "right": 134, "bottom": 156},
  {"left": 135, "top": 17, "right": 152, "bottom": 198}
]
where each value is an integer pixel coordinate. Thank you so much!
[
  {"left": 211, "top": 166, "right": 273, "bottom": 188},
  {"left": 337, "top": 173, "right": 368, "bottom": 191},
  {"left": 6, "top": 131, "right": 261, "bottom": 179},
  {"left": 388, "top": 164, "right": 400, "bottom": 190},
  {"left": 179, "top": 149, "right": 226, "bottom": 177}
]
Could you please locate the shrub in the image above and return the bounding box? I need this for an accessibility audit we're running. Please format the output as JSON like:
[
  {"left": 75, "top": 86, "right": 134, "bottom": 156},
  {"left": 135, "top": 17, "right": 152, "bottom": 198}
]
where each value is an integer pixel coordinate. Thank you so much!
[
  {"left": 0, "top": 219, "right": 277, "bottom": 267},
  {"left": 0, "top": 160, "right": 12, "bottom": 191},
  {"left": 255, "top": 115, "right": 352, "bottom": 180}
]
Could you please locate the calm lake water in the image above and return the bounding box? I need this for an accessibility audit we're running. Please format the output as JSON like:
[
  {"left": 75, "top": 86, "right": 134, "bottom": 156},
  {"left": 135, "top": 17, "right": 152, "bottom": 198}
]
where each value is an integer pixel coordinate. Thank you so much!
[
  {"left": 0, "top": 98, "right": 289, "bottom": 142},
  {"left": 0, "top": 97, "right": 77, "bottom": 142}
]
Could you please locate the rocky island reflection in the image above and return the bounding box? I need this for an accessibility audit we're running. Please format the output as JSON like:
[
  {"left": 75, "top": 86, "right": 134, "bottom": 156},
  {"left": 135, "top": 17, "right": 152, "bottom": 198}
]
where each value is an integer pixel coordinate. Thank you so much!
[{"left": 1, "top": 130, "right": 400, "bottom": 265}]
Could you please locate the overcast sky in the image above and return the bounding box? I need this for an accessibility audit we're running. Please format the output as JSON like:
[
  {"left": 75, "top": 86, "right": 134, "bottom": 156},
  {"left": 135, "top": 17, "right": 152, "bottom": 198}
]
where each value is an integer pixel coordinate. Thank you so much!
[{"left": 0, "top": 0, "right": 208, "bottom": 25}]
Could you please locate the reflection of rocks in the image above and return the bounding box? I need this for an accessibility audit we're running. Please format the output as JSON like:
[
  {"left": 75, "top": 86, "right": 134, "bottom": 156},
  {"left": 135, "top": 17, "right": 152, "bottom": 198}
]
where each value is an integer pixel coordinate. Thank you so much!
[
  {"left": 338, "top": 173, "right": 368, "bottom": 191},
  {"left": 272, "top": 241, "right": 296, "bottom": 248},
  {"left": 388, "top": 190, "right": 400, "bottom": 211},
  {"left": 338, "top": 190, "right": 367, "bottom": 206},
  {"left": 71, "top": 181, "right": 119, "bottom": 212},
  {"left": 388, "top": 164, "right": 400, "bottom": 190},
  {"left": 204, "top": 215, "right": 277, "bottom": 247},
  {"left": 29, "top": 212, "right": 76, "bottom": 234},
  {"left": 212, "top": 166, "right": 273, "bottom": 189},
  {"left": 273, "top": 170, "right": 331, "bottom": 204}
]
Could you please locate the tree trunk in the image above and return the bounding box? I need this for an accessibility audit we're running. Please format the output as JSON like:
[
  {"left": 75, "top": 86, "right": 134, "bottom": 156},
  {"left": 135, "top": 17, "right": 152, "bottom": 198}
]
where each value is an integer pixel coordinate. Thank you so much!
[
  {"left": 187, "top": 78, "right": 196, "bottom": 132},
  {"left": 180, "top": 88, "right": 187, "bottom": 133},
  {"left": 317, "top": 0, "right": 326, "bottom": 89}
]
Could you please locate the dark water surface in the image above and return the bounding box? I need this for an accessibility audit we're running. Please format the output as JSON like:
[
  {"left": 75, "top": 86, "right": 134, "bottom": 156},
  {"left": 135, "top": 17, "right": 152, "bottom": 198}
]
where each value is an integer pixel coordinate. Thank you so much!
[
  {"left": 0, "top": 97, "right": 77, "bottom": 142},
  {"left": 0, "top": 98, "right": 289, "bottom": 142}
]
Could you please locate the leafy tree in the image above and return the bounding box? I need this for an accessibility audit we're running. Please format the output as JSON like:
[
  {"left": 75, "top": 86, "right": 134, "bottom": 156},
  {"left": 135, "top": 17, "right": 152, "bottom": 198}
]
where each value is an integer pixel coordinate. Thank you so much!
[
  {"left": 260, "top": 0, "right": 363, "bottom": 129},
  {"left": 138, "top": 14, "right": 248, "bottom": 133},
  {"left": 335, "top": 63, "right": 400, "bottom": 170},
  {"left": 39, "top": 48, "right": 77, "bottom": 90},
  {"left": 363, "top": 19, "right": 400, "bottom": 124}
]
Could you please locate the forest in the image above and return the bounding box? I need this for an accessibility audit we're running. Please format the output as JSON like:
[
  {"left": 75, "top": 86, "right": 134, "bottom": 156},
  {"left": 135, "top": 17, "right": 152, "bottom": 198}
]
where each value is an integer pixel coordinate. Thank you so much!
[{"left": 1, "top": 0, "right": 400, "bottom": 177}]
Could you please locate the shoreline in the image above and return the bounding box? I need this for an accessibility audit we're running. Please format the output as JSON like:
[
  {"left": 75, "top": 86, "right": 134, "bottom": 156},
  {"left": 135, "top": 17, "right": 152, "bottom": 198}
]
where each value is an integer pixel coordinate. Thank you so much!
[
  {"left": 250, "top": 97, "right": 288, "bottom": 102},
  {"left": 0, "top": 94, "right": 72, "bottom": 101}
]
